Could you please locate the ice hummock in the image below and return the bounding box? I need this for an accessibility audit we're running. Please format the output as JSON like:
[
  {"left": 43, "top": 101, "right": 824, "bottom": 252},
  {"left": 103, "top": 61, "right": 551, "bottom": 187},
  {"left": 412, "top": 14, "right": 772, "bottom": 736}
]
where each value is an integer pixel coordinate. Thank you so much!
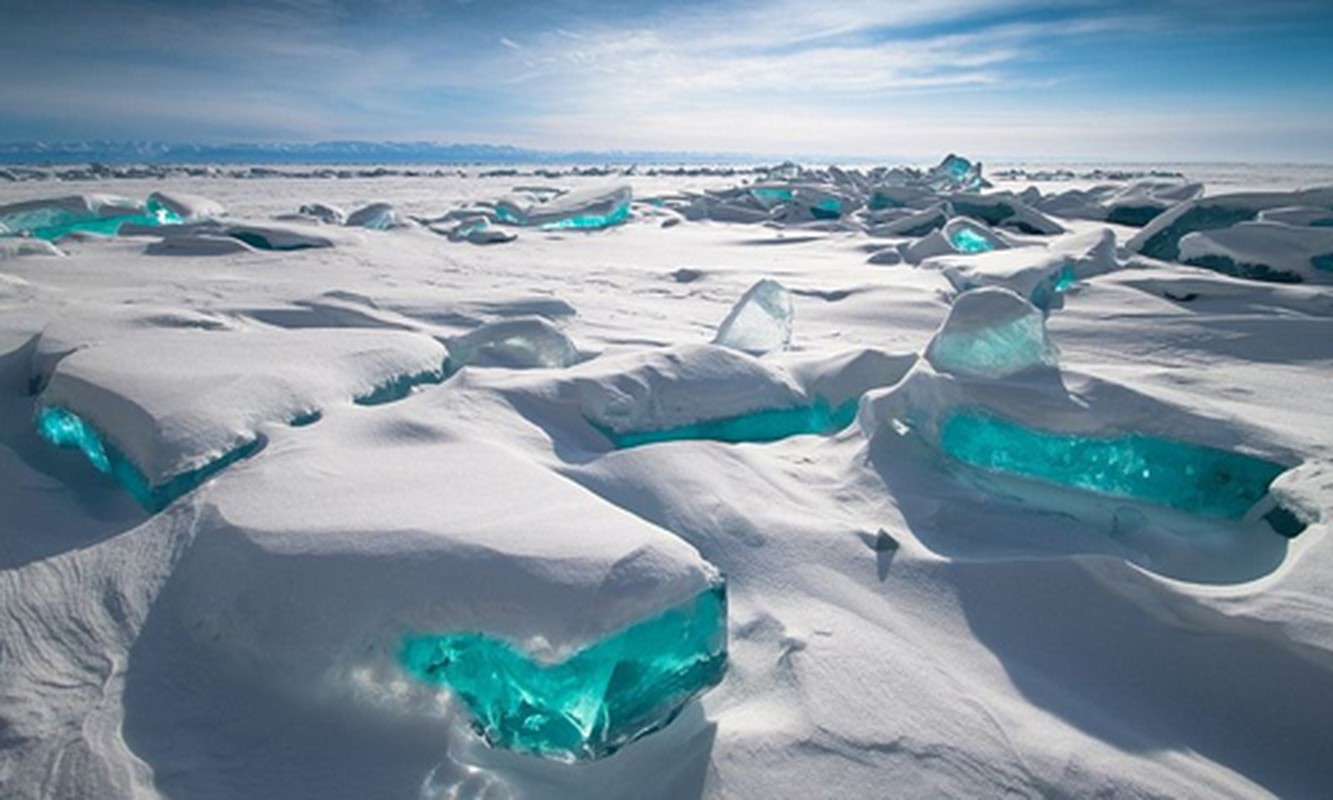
[
  {"left": 401, "top": 580, "right": 726, "bottom": 762},
  {"left": 346, "top": 202, "right": 401, "bottom": 230},
  {"left": 36, "top": 327, "right": 447, "bottom": 503},
  {"left": 446, "top": 317, "right": 580, "bottom": 370},
  {"left": 924, "top": 287, "right": 1058, "bottom": 380},
  {"left": 496, "top": 185, "right": 632, "bottom": 230},
  {"left": 929, "top": 229, "right": 1120, "bottom": 311},
  {"left": 0, "top": 194, "right": 172, "bottom": 240},
  {"left": 1128, "top": 187, "right": 1333, "bottom": 262},
  {"left": 713, "top": 279, "right": 794, "bottom": 355},
  {"left": 1178, "top": 222, "right": 1333, "bottom": 284}
]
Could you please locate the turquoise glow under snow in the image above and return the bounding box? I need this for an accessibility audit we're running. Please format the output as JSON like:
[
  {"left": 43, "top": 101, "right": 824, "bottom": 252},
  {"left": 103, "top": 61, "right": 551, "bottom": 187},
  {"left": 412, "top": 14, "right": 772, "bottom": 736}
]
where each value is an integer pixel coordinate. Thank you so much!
[
  {"left": 939, "top": 409, "right": 1288, "bottom": 520},
  {"left": 35, "top": 405, "right": 259, "bottom": 512},
  {"left": 949, "top": 226, "right": 995, "bottom": 254},
  {"left": 600, "top": 398, "right": 858, "bottom": 449},
  {"left": 539, "top": 201, "right": 631, "bottom": 230},
  {"left": 927, "top": 311, "right": 1056, "bottom": 379},
  {"left": 0, "top": 201, "right": 179, "bottom": 241},
  {"left": 400, "top": 581, "right": 727, "bottom": 762},
  {"left": 352, "top": 366, "right": 448, "bottom": 406}
]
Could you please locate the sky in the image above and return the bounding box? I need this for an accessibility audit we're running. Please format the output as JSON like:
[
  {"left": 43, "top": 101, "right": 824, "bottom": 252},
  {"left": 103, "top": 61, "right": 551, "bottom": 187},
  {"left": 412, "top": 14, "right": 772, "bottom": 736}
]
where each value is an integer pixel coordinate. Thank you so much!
[{"left": 1, "top": 0, "right": 1331, "bottom": 162}]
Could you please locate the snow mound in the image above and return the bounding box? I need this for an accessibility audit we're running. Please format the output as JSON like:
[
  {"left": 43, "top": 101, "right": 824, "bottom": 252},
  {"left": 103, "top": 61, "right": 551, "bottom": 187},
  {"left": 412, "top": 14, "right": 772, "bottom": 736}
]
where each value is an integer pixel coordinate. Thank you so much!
[
  {"left": 145, "top": 191, "right": 225, "bottom": 222},
  {"left": 37, "top": 327, "right": 447, "bottom": 492},
  {"left": 346, "top": 202, "right": 402, "bottom": 230},
  {"left": 1128, "top": 187, "right": 1333, "bottom": 262},
  {"left": 296, "top": 202, "right": 347, "bottom": 225},
  {"left": 1036, "top": 180, "right": 1204, "bottom": 226},
  {"left": 0, "top": 238, "right": 64, "bottom": 259},
  {"left": 447, "top": 317, "right": 580, "bottom": 370}
]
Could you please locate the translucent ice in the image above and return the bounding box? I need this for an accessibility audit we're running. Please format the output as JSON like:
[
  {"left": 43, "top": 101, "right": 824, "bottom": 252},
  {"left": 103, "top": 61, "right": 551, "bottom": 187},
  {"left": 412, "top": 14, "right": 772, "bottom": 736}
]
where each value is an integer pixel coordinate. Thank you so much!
[
  {"left": 346, "top": 202, "right": 400, "bottom": 230},
  {"left": 400, "top": 581, "right": 727, "bottom": 762},
  {"left": 447, "top": 318, "right": 580, "bottom": 370},
  {"left": 35, "top": 405, "right": 259, "bottom": 512},
  {"left": 601, "top": 398, "right": 858, "bottom": 448},
  {"left": 925, "top": 288, "right": 1057, "bottom": 380},
  {"left": 0, "top": 194, "right": 176, "bottom": 240},
  {"left": 500, "top": 185, "right": 633, "bottom": 230},
  {"left": 713, "top": 279, "right": 794, "bottom": 355},
  {"left": 949, "top": 225, "right": 996, "bottom": 254},
  {"left": 940, "top": 409, "right": 1289, "bottom": 520}
]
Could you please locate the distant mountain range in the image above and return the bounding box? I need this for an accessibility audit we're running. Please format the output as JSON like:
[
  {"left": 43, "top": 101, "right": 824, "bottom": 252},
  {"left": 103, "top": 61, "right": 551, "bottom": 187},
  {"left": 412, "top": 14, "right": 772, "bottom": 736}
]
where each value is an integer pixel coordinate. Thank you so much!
[{"left": 0, "top": 140, "right": 760, "bottom": 165}]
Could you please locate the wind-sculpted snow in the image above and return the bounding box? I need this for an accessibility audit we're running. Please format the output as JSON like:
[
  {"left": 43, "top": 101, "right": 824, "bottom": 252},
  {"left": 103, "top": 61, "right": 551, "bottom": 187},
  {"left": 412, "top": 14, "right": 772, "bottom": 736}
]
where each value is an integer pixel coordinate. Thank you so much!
[
  {"left": 401, "top": 581, "right": 726, "bottom": 762},
  {"left": 713, "top": 279, "right": 793, "bottom": 356}
]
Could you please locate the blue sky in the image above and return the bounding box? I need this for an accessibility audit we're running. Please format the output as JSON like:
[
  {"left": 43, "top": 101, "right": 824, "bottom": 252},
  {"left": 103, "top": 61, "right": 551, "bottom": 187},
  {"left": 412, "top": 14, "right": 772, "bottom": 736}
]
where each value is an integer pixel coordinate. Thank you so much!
[{"left": 1, "top": 0, "right": 1331, "bottom": 161}]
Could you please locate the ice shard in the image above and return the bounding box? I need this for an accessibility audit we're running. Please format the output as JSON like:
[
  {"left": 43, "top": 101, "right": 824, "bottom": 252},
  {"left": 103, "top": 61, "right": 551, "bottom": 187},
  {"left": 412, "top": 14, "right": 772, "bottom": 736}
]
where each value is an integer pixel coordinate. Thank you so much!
[
  {"left": 400, "top": 580, "right": 727, "bottom": 762},
  {"left": 925, "top": 288, "right": 1057, "bottom": 380},
  {"left": 713, "top": 279, "right": 794, "bottom": 355},
  {"left": 446, "top": 317, "right": 580, "bottom": 370},
  {"left": 939, "top": 409, "right": 1290, "bottom": 520}
]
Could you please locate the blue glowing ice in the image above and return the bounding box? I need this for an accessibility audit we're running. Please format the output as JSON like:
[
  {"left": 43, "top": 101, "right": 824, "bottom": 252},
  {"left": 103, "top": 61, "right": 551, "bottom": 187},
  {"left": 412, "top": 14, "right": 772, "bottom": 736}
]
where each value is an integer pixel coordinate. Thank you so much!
[{"left": 600, "top": 398, "right": 858, "bottom": 449}]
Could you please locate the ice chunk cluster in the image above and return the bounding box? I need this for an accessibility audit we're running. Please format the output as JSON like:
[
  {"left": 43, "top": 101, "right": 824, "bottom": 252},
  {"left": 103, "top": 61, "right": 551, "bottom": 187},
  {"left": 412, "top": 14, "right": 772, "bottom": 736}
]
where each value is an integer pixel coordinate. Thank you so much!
[
  {"left": 925, "top": 288, "right": 1058, "bottom": 380},
  {"left": 495, "top": 185, "right": 632, "bottom": 230},
  {"left": 401, "top": 581, "right": 727, "bottom": 762},
  {"left": 1035, "top": 180, "right": 1204, "bottom": 227},
  {"left": 713, "top": 279, "right": 794, "bottom": 356}
]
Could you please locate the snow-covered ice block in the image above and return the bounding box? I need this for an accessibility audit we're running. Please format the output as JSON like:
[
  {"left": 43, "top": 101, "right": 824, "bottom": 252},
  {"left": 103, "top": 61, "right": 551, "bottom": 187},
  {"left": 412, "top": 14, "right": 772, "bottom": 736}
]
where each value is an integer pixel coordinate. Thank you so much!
[
  {"left": 925, "top": 153, "right": 988, "bottom": 193},
  {"left": 36, "top": 327, "right": 447, "bottom": 507},
  {"left": 0, "top": 238, "right": 64, "bottom": 260},
  {"left": 1178, "top": 222, "right": 1333, "bottom": 284},
  {"left": 900, "top": 217, "right": 1011, "bottom": 263},
  {"left": 928, "top": 229, "right": 1119, "bottom": 310},
  {"left": 0, "top": 194, "right": 168, "bottom": 240},
  {"left": 868, "top": 202, "right": 950, "bottom": 238},
  {"left": 944, "top": 193, "right": 1065, "bottom": 235},
  {"left": 1258, "top": 206, "right": 1333, "bottom": 228},
  {"left": 1036, "top": 181, "right": 1203, "bottom": 227},
  {"left": 447, "top": 317, "right": 580, "bottom": 370},
  {"left": 924, "top": 287, "right": 1058, "bottom": 380},
  {"left": 145, "top": 191, "right": 225, "bottom": 222},
  {"left": 297, "top": 202, "right": 347, "bottom": 225},
  {"left": 128, "top": 220, "right": 337, "bottom": 251},
  {"left": 713, "top": 278, "right": 794, "bottom": 355},
  {"left": 346, "top": 202, "right": 400, "bottom": 230},
  {"left": 497, "top": 185, "right": 632, "bottom": 230},
  {"left": 1128, "top": 187, "right": 1333, "bottom": 262},
  {"left": 174, "top": 418, "right": 724, "bottom": 760}
]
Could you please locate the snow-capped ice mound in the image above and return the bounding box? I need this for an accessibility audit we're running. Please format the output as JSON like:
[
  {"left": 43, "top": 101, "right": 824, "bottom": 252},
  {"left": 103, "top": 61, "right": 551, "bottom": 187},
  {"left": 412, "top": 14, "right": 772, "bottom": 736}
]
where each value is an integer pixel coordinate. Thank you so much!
[
  {"left": 943, "top": 192, "right": 1064, "bottom": 235},
  {"left": 37, "top": 327, "right": 447, "bottom": 503},
  {"left": 1128, "top": 187, "right": 1333, "bottom": 262},
  {"left": 924, "top": 153, "right": 988, "bottom": 193},
  {"left": 925, "top": 287, "right": 1058, "bottom": 380},
  {"left": 174, "top": 414, "right": 723, "bottom": 759},
  {"left": 346, "top": 202, "right": 401, "bottom": 230},
  {"left": 497, "top": 184, "right": 632, "bottom": 230},
  {"left": 1178, "top": 222, "right": 1333, "bottom": 284},
  {"left": 568, "top": 344, "right": 808, "bottom": 437},
  {"left": 128, "top": 219, "right": 337, "bottom": 251},
  {"left": 447, "top": 317, "right": 580, "bottom": 370},
  {"left": 1258, "top": 206, "right": 1333, "bottom": 227},
  {"left": 0, "top": 194, "right": 166, "bottom": 240},
  {"left": 296, "top": 202, "right": 347, "bottom": 225},
  {"left": 713, "top": 279, "right": 793, "bottom": 355},
  {"left": 928, "top": 229, "right": 1119, "bottom": 310},
  {"left": 145, "top": 191, "right": 225, "bottom": 222},
  {"left": 868, "top": 202, "right": 950, "bottom": 237},
  {"left": 1036, "top": 180, "right": 1204, "bottom": 226},
  {"left": 900, "top": 217, "right": 1012, "bottom": 263},
  {"left": 434, "top": 216, "right": 516, "bottom": 245}
]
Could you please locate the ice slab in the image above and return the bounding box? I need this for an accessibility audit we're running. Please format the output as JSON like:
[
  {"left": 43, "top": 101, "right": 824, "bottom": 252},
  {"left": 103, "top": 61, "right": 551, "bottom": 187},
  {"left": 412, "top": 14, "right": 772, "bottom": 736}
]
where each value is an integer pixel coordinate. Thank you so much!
[
  {"left": 945, "top": 194, "right": 1064, "bottom": 235},
  {"left": 599, "top": 397, "right": 857, "bottom": 448},
  {"left": 940, "top": 408, "right": 1289, "bottom": 520},
  {"left": 401, "top": 580, "right": 726, "bottom": 761},
  {"left": 447, "top": 317, "right": 580, "bottom": 370},
  {"left": 174, "top": 429, "right": 722, "bottom": 737},
  {"left": 930, "top": 229, "right": 1119, "bottom": 311},
  {"left": 346, "top": 202, "right": 400, "bottom": 230},
  {"left": 926, "top": 154, "right": 988, "bottom": 193},
  {"left": 901, "top": 218, "right": 1011, "bottom": 263},
  {"left": 0, "top": 194, "right": 174, "bottom": 240},
  {"left": 1129, "top": 188, "right": 1333, "bottom": 262},
  {"left": 1178, "top": 222, "right": 1333, "bottom": 284},
  {"left": 497, "top": 185, "right": 632, "bottom": 230},
  {"left": 38, "top": 327, "right": 447, "bottom": 490},
  {"left": 1036, "top": 181, "right": 1203, "bottom": 226},
  {"left": 713, "top": 279, "right": 794, "bottom": 355},
  {"left": 925, "top": 288, "right": 1057, "bottom": 380},
  {"left": 297, "top": 202, "right": 347, "bottom": 225},
  {"left": 869, "top": 202, "right": 950, "bottom": 238}
]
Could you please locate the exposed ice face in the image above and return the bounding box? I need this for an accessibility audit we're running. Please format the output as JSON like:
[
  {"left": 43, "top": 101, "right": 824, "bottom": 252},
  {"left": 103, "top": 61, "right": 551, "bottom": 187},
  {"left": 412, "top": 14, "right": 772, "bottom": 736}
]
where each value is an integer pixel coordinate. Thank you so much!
[
  {"left": 145, "top": 191, "right": 225, "bottom": 223},
  {"left": 926, "top": 154, "right": 988, "bottom": 193},
  {"left": 713, "top": 279, "right": 794, "bottom": 355},
  {"left": 925, "top": 287, "right": 1058, "bottom": 380},
  {"left": 940, "top": 408, "right": 1289, "bottom": 520},
  {"left": 1036, "top": 180, "right": 1204, "bottom": 227},
  {"left": 497, "top": 185, "right": 633, "bottom": 230},
  {"left": 0, "top": 194, "right": 176, "bottom": 240},
  {"left": 1129, "top": 188, "right": 1333, "bottom": 262},
  {"left": 346, "top": 202, "right": 400, "bottom": 230},
  {"left": 400, "top": 581, "right": 726, "bottom": 762},
  {"left": 931, "top": 229, "right": 1119, "bottom": 312},
  {"left": 600, "top": 397, "right": 858, "bottom": 448},
  {"left": 447, "top": 317, "right": 580, "bottom": 370}
]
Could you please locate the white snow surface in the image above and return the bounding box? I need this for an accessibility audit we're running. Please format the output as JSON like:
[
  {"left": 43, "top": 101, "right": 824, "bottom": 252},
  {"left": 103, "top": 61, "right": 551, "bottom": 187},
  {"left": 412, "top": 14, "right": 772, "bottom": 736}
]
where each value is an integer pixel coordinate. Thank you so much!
[{"left": 2, "top": 165, "right": 1333, "bottom": 800}]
